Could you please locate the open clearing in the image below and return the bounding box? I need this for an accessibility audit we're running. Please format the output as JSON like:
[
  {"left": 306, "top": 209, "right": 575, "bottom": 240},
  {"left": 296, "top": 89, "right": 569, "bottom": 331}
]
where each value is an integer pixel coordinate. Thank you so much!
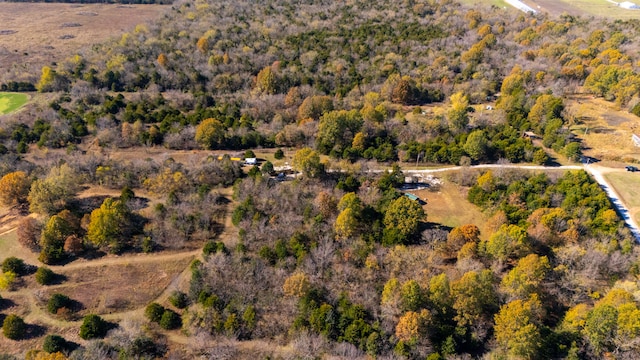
[
  {"left": 526, "top": 0, "right": 640, "bottom": 19},
  {"left": 0, "top": 92, "right": 28, "bottom": 114},
  {"left": 566, "top": 94, "right": 640, "bottom": 163},
  {"left": 471, "top": 0, "right": 640, "bottom": 18},
  {"left": 413, "top": 181, "right": 489, "bottom": 237},
  {"left": 604, "top": 171, "right": 640, "bottom": 223},
  {"left": 0, "top": 3, "right": 168, "bottom": 81}
]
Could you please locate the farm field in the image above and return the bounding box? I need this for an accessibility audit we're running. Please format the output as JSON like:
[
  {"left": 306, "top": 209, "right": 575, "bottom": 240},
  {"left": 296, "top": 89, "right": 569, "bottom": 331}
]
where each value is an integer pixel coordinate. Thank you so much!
[
  {"left": 0, "top": 92, "right": 28, "bottom": 115},
  {"left": 604, "top": 171, "right": 640, "bottom": 223},
  {"left": 0, "top": 3, "right": 168, "bottom": 82}
]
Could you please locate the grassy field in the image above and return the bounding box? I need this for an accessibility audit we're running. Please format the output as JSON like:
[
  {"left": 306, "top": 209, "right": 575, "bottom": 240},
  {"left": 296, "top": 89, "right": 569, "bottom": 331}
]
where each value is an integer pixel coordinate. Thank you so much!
[
  {"left": 414, "top": 181, "right": 489, "bottom": 238},
  {"left": 0, "top": 3, "right": 168, "bottom": 82},
  {"left": 604, "top": 171, "right": 640, "bottom": 223},
  {"left": 566, "top": 95, "right": 640, "bottom": 163},
  {"left": 0, "top": 92, "right": 29, "bottom": 115},
  {"left": 465, "top": 0, "right": 640, "bottom": 18},
  {"left": 531, "top": 0, "right": 640, "bottom": 19}
]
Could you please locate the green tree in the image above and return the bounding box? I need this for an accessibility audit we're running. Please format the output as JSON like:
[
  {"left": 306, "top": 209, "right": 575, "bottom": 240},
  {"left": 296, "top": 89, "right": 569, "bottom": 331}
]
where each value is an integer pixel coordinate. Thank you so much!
[
  {"left": 1, "top": 257, "right": 26, "bottom": 276},
  {"left": 48, "top": 293, "right": 72, "bottom": 314},
  {"left": 463, "top": 130, "right": 489, "bottom": 162},
  {"left": 293, "top": 147, "right": 323, "bottom": 178},
  {"left": 159, "top": 309, "right": 182, "bottom": 330},
  {"left": 316, "top": 110, "right": 363, "bottom": 155},
  {"left": 35, "top": 267, "right": 56, "bottom": 285},
  {"left": 39, "top": 214, "right": 75, "bottom": 264},
  {"left": 145, "top": 303, "right": 165, "bottom": 323},
  {"left": 195, "top": 118, "right": 226, "bottom": 150},
  {"left": 481, "top": 224, "right": 529, "bottom": 262},
  {"left": 79, "top": 314, "right": 109, "bottom": 340},
  {"left": 494, "top": 296, "right": 543, "bottom": 359},
  {"left": 28, "top": 164, "right": 80, "bottom": 216},
  {"left": 43, "top": 334, "right": 68, "bottom": 353},
  {"left": 383, "top": 196, "right": 425, "bottom": 245},
  {"left": 87, "top": 198, "right": 129, "bottom": 253},
  {"left": 0, "top": 171, "right": 31, "bottom": 206},
  {"left": 2, "top": 314, "right": 26, "bottom": 340},
  {"left": 583, "top": 304, "right": 618, "bottom": 355},
  {"left": 429, "top": 273, "right": 452, "bottom": 317},
  {"left": 400, "top": 280, "right": 424, "bottom": 312}
]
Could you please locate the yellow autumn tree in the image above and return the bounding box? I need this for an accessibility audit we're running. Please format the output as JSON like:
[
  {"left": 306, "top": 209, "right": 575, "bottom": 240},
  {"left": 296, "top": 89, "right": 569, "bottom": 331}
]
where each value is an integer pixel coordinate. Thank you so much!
[
  {"left": 36, "top": 66, "right": 55, "bottom": 92},
  {"left": 283, "top": 272, "right": 310, "bottom": 297},
  {"left": 0, "top": 171, "right": 31, "bottom": 206},
  {"left": 395, "top": 309, "right": 430, "bottom": 343}
]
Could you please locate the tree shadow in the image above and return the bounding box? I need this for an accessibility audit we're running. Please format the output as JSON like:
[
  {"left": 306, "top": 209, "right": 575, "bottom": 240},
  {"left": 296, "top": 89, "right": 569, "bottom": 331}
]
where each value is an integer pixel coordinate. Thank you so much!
[
  {"left": 68, "top": 195, "right": 111, "bottom": 214},
  {"left": 0, "top": 297, "right": 16, "bottom": 311},
  {"left": 23, "top": 323, "right": 47, "bottom": 340}
]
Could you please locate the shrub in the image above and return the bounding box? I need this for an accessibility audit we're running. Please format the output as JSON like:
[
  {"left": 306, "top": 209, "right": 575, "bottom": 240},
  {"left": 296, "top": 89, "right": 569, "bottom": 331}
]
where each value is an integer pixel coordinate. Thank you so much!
[
  {"left": 145, "top": 303, "right": 165, "bottom": 323},
  {"left": 244, "top": 149, "right": 256, "bottom": 158},
  {"left": 202, "top": 241, "right": 227, "bottom": 257},
  {"left": 168, "top": 291, "right": 189, "bottom": 309},
  {"left": 35, "top": 267, "right": 56, "bottom": 285},
  {"left": 274, "top": 149, "right": 284, "bottom": 159},
  {"left": 79, "top": 314, "right": 109, "bottom": 339},
  {"left": 159, "top": 309, "right": 182, "bottom": 330},
  {"left": 1, "top": 257, "right": 26, "bottom": 276},
  {"left": 2, "top": 314, "right": 26, "bottom": 340},
  {"left": 48, "top": 293, "right": 71, "bottom": 314},
  {"left": 43, "top": 334, "right": 67, "bottom": 353}
]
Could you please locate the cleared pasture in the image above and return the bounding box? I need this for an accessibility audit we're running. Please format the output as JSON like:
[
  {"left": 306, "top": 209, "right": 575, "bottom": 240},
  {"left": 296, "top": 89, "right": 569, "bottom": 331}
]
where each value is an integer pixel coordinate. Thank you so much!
[{"left": 0, "top": 92, "right": 28, "bottom": 114}]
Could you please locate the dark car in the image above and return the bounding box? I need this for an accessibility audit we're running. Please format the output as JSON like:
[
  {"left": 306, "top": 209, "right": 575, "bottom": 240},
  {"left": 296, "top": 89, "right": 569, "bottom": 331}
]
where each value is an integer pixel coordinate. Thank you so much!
[{"left": 625, "top": 166, "right": 638, "bottom": 172}]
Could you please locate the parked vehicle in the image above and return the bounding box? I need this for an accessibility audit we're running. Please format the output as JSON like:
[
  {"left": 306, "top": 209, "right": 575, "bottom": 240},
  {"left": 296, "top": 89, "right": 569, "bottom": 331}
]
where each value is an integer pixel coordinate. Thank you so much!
[{"left": 625, "top": 165, "right": 638, "bottom": 172}]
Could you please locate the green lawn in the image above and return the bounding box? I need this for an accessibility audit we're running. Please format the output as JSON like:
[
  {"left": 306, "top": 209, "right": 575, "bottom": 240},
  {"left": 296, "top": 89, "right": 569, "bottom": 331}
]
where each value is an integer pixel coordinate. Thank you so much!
[{"left": 0, "top": 92, "right": 29, "bottom": 115}]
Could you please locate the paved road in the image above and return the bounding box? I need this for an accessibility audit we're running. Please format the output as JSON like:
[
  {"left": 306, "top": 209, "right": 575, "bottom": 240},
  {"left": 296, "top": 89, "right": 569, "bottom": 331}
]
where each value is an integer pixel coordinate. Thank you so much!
[{"left": 399, "top": 163, "right": 640, "bottom": 242}]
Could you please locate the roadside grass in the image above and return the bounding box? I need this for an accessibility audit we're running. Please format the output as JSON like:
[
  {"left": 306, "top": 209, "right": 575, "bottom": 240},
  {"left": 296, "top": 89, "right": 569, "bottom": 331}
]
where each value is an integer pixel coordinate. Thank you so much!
[
  {"left": 603, "top": 171, "right": 640, "bottom": 225},
  {"left": 0, "top": 92, "right": 29, "bottom": 115},
  {"left": 413, "top": 180, "right": 489, "bottom": 238}
]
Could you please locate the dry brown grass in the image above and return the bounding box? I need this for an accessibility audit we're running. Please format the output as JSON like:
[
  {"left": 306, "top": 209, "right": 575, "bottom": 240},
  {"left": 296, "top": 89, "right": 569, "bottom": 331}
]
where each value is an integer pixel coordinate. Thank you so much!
[
  {"left": 0, "top": 3, "right": 168, "bottom": 82},
  {"left": 413, "top": 180, "right": 489, "bottom": 238},
  {"left": 566, "top": 94, "right": 640, "bottom": 163}
]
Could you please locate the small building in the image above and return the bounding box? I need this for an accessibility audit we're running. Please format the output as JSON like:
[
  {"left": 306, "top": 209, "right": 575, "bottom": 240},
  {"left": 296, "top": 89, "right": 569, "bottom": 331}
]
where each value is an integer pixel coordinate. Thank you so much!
[
  {"left": 245, "top": 157, "right": 257, "bottom": 165},
  {"left": 404, "top": 193, "right": 419, "bottom": 201},
  {"left": 523, "top": 131, "right": 540, "bottom": 139}
]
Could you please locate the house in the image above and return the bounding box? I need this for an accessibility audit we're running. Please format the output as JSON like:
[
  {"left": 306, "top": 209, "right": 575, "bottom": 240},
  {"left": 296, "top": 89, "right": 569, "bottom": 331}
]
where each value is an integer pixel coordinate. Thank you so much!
[{"left": 523, "top": 131, "right": 540, "bottom": 139}]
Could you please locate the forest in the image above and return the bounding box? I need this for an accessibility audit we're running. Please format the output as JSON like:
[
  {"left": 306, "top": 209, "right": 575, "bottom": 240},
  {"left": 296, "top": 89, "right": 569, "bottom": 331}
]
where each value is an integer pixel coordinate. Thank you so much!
[{"left": 1, "top": 0, "right": 640, "bottom": 358}]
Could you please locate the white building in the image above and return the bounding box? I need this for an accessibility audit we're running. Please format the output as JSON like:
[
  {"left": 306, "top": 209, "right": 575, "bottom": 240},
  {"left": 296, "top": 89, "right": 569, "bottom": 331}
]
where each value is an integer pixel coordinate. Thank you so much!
[{"left": 620, "top": 1, "right": 640, "bottom": 9}]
